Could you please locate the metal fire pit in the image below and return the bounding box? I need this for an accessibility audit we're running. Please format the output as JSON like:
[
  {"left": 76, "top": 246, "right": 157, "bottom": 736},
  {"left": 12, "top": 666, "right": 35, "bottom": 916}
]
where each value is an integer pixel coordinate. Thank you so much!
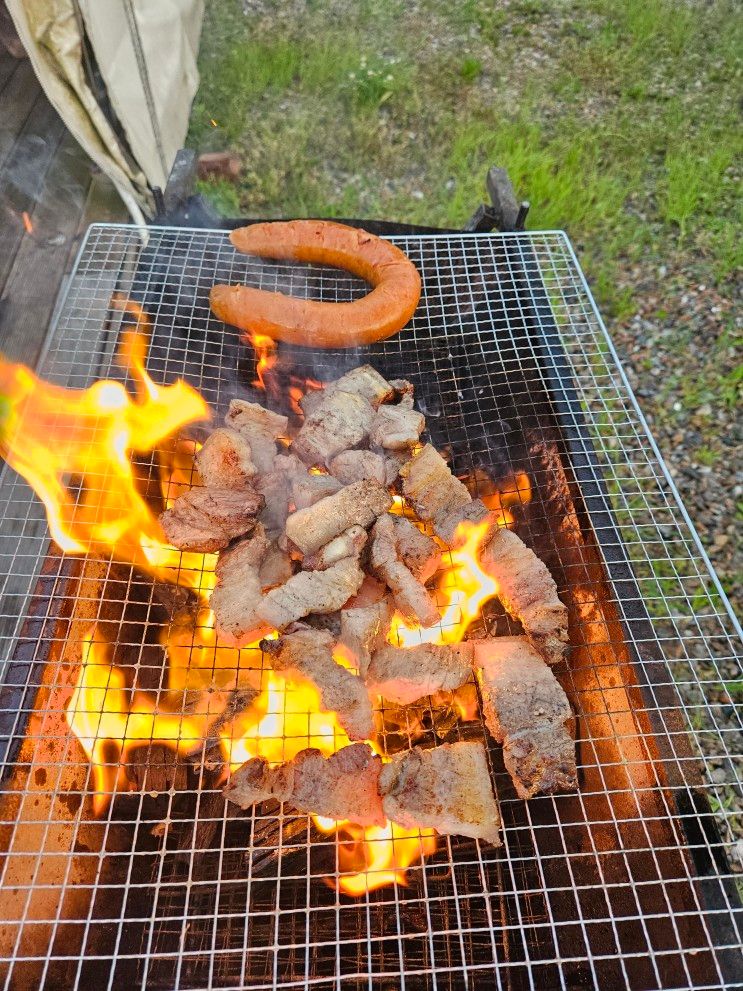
[{"left": 0, "top": 224, "right": 741, "bottom": 990}]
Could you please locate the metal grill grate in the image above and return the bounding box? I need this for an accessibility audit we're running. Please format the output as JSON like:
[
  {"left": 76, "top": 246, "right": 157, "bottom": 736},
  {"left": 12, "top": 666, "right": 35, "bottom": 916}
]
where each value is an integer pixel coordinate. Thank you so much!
[{"left": 0, "top": 225, "right": 741, "bottom": 990}]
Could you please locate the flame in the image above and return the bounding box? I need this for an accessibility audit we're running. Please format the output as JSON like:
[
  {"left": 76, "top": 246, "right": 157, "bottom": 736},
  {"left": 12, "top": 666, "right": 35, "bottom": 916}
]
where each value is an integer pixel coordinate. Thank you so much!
[
  {"left": 246, "top": 332, "right": 323, "bottom": 417},
  {"left": 21, "top": 211, "right": 33, "bottom": 234}
]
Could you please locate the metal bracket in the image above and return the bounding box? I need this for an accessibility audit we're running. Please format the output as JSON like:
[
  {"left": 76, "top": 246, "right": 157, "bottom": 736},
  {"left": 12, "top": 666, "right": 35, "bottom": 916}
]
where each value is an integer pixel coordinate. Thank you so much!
[{"left": 463, "top": 166, "right": 530, "bottom": 233}]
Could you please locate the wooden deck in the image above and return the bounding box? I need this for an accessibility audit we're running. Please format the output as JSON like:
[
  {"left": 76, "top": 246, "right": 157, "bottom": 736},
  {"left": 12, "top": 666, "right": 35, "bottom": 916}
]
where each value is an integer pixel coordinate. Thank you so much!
[{"left": 0, "top": 48, "right": 125, "bottom": 370}]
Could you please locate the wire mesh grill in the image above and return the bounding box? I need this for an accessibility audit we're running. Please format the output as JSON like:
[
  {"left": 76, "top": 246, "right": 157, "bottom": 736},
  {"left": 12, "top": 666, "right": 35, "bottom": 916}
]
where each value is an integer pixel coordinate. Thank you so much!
[{"left": 0, "top": 224, "right": 741, "bottom": 990}]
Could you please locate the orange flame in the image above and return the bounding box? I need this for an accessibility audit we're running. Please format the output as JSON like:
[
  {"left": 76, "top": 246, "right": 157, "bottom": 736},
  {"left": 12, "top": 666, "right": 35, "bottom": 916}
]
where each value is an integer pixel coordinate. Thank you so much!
[{"left": 21, "top": 211, "right": 33, "bottom": 234}]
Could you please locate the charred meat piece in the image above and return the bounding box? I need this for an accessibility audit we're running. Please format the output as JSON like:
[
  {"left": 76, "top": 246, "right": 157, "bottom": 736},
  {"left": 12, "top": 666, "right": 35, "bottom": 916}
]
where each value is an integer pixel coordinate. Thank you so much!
[
  {"left": 379, "top": 741, "right": 501, "bottom": 846},
  {"left": 400, "top": 444, "right": 472, "bottom": 539},
  {"left": 473, "top": 637, "right": 576, "bottom": 799},
  {"left": 211, "top": 525, "right": 271, "bottom": 646},
  {"left": 285, "top": 479, "right": 392, "bottom": 556},
  {"left": 224, "top": 743, "right": 385, "bottom": 827},
  {"left": 290, "top": 471, "right": 344, "bottom": 511},
  {"left": 339, "top": 599, "right": 393, "bottom": 678},
  {"left": 292, "top": 390, "right": 374, "bottom": 467},
  {"left": 366, "top": 642, "right": 473, "bottom": 705},
  {"left": 480, "top": 527, "right": 569, "bottom": 665},
  {"left": 370, "top": 514, "right": 439, "bottom": 627},
  {"left": 303, "top": 525, "right": 368, "bottom": 571},
  {"left": 225, "top": 399, "right": 288, "bottom": 475},
  {"left": 328, "top": 449, "right": 388, "bottom": 486},
  {"left": 195, "top": 427, "right": 257, "bottom": 488},
  {"left": 392, "top": 516, "right": 442, "bottom": 582},
  {"left": 262, "top": 627, "right": 374, "bottom": 740},
  {"left": 369, "top": 393, "right": 425, "bottom": 451},
  {"left": 257, "top": 557, "right": 364, "bottom": 630},
  {"left": 161, "top": 486, "right": 263, "bottom": 552}
]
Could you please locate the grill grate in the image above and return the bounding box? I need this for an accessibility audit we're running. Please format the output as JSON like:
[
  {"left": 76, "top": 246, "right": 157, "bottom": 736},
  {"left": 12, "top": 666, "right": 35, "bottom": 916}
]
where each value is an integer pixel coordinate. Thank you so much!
[{"left": 0, "top": 225, "right": 741, "bottom": 990}]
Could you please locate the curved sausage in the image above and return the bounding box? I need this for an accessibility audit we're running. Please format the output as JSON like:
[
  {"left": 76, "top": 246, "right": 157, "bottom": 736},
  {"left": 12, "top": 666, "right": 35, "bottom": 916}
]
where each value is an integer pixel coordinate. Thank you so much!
[{"left": 209, "top": 220, "right": 421, "bottom": 349}]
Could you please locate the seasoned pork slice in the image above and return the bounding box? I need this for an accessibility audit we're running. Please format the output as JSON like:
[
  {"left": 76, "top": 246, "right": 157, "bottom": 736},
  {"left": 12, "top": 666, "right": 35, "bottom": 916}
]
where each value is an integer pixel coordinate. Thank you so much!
[
  {"left": 160, "top": 486, "right": 263, "bottom": 553},
  {"left": 366, "top": 642, "right": 473, "bottom": 705},
  {"left": 392, "top": 516, "right": 442, "bottom": 582},
  {"left": 339, "top": 599, "right": 393, "bottom": 678},
  {"left": 257, "top": 557, "right": 364, "bottom": 630},
  {"left": 262, "top": 628, "right": 374, "bottom": 740},
  {"left": 285, "top": 479, "right": 392, "bottom": 556},
  {"left": 328, "top": 450, "right": 388, "bottom": 486},
  {"left": 224, "top": 743, "right": 385, "bottom": 826},
  {"left": 369, "top": 395, "right": 425, "bottom": 451},
  {"left": 379, "top": 741, "right": 501, "bottom": 846},
  {"left": 473, "top": 637, "right": 576, "bottom": 799},
  {"left": 400, "top": 444, "right": 472, "bottom": 539},
  {"left": 291, "top": 471, "right": 344, "bottom": 511},
  {"left": 211, "top": 526, "right": 271, "bottom": 646},
  {"left": 480, "top": 527, "right": 569, "bottom": 665},
  {"left": 303, "top": 525, "right": 367, "bottom": 571},
  {"left": 225, "top": 399, "right": 288, "bottom": 475},
  {"left": 370, "top": 515, "right": 439, "bottom": 627},
  {"left": 195, "top": 427, "right": 257, "bottom": 488},
  {"left": 292, "top": 390, "right": 374, "bottom": 467}
]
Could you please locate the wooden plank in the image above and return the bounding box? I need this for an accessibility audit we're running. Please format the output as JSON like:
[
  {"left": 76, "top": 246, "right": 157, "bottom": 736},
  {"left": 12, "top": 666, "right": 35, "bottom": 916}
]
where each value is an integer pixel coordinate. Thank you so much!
[{"left": 0, "top": 57, "right": 40, "bottom": 171}]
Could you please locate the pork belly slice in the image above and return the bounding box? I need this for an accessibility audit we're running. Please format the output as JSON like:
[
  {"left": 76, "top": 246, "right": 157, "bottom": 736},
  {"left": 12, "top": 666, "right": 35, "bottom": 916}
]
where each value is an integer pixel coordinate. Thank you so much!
[
  {"left": 328, "top": 449, "right": 388, "bottom": 486},
  {"left": 473, "top": 637, "right": 576, "bottom": 799},
  {"left": 312, "top": 365, "right": 394, "bottom": 411},
  {"left": 160, "top": 486, "right": 263, "bottom": 553},
  {"left": 303, "top": 525, "right": 367, "bottom": 571},
  {"left": 225, "top": 399, "right": 288, "bottom": 475},
  {"left": 285, "top": 479, "right": 392, "bottom": 556},
  {"left": 195, "top": 427, "right": 257, "bottom": 488},
  {"left": 366, "top": 642, "right": 473, "bottom": 705},
  {"left": 259, "top": 541, "right": 294, "bottom": 589},
  {"left": 379, "top": 741, "right": 501, "bottom": 846},
  {"left": 370, "top": 515, "right": 439, "bottom": 627},
  {"left": 224, "top": 743, "right": 386, "bottom": 827},
  {"left": 369, "top": 394, "right": 425, "bottom": 451},
  {"left": 262, "top": 628, "right": 374, "bottom": 741},
  {"left": 392, "top": 516, "right": 442, "bottom": 582},
  {"left": 210, "top": 525, "right": 271, "bottom": 646},
  {"left": 339, "top": 599, "right": 393, "bottom": 678},
  {"left": 435, "top": 499, "right": 492, "bottom": 547},
  {"left": 400, "top": 444, "right": 472, "bottom": 539},
  {"left": 292, "top": 390, "right": 374, "bottom": 467},
  {"left": 290, "top": 471, "right": 344, "bottom": 511},
  {"left": 480, "top": 526, "right": 569, "bottom": 665},
  {"left": 257, "top": 557, "right": 364, "bottom": 631}
]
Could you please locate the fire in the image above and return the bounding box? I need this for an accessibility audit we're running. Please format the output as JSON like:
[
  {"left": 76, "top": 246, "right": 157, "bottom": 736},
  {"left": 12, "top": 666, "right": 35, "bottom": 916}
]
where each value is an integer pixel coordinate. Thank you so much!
[
  {"left": 246, "top": 331, "right": 323, "bottom": 417},
  {"left": 21, "top": 210, "right": 33, "bottom": 234}
]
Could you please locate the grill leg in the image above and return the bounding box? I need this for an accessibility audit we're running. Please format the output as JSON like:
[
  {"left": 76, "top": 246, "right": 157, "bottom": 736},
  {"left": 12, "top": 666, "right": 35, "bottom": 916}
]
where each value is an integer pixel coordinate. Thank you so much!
[{"left": 463, "top": 165, "right": 530, "bottom": 232}]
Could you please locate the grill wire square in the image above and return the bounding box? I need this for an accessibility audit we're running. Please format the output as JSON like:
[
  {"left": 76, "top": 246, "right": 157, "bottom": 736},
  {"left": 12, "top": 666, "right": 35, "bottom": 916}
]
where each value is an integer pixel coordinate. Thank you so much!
[{"left": 0, "top": 224, "right": 741, "bottom": 990}]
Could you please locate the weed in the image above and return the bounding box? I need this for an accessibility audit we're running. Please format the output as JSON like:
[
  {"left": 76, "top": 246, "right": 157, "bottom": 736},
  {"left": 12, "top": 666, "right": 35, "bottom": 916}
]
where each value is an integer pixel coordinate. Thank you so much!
[{"left": 459, "top": 57, "right": 483, "bottom": 82}]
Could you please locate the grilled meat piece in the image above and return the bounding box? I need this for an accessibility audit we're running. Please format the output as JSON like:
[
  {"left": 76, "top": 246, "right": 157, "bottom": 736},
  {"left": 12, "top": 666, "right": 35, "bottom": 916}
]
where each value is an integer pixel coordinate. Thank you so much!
[
  {"left": 473, "top": 637, "right": 576, "bottom": 799},
  {"left": 225, "top": 399, "right": 288, "bottom": 475},
  {"left": 161, "top": 486, "right": 263, "bottom": 552},
  {"left": 435, "top": 499, "right": 492, "bottom": 547},
  {"left": 256, "top": 453, "right": 303, "bottom": 537},
  {"left": 328, "top": 449, "right": 388, "bottom": 486},
  {"left": 290, "top": 471, "right": 344, "bottom": 511},
  {"left": 285, "top": 479, "right": 392, "bottom": 556},
  {"left": 195, "top": 427, "right": 257, "bottom": 489},
  {"left": 370, "top": 514, "right": 439, "bottom": 627},
  {"left": 224, "top": 743, "right": 386, "bottom": 827},
  {"left": 259, "top": 540, "right": 294, "bottom": 588},
  {"left": 480, "top": 527, "right": 569, "bottom": 665},
  {"left": 292, "top": 390, "right": 374, "bottom": 466},
  {"left": 379, "top": 741, "right": 501, "bottom": 846},
  {"left": 303, "top": 525, "right": 368, "bottom": 571},
  {"left": 369, "top": 392, "right": 425, "bottom": 451},
  {"left": 262, "top": 627, "right": 374, "bottom": 740},
  {"left": 211, "top": 525, "right": 271, "bottom": 646},
  {"left": 391, "top": 516, "right": 442, "bottom": 582},
  {"left": 366, "top": 642, "right": 473, "bottom": 705},
  {"left": 400, "top": 444, "right": 472, "bottom": 539},
  {"left": 339, "top": 599, "right": 393, "bottom": 678},
  {"left": 257, "top": 557, "right": 364, "bottom": 630},
  {"left": 328, "top": 365, "right": 395, "bottom": 408}
]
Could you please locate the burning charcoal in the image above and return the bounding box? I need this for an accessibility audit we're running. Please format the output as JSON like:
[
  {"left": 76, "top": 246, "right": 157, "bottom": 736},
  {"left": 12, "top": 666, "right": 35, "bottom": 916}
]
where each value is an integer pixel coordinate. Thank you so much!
[
  {"left": 338, "top": 599, "right": 393, "bottom": 678},
  {"left": 366, "top": 642, "right": 474, "bottom": 706},
  {"left": 303, "top": 525, "right": 367, "bottom": 571},
  {"left": 225, "top": 398, "right": 288, "bottom": 475},
  {"left": 473, "top": 637, "right": 576, "bottom": 799},
  {"left": 392, "top": 516, "right": 442, "bottom": 582},
  {"left": 328, "top": 449, "right": 388, "bottom": 486},
  {"left": 290, "top": 471, "right": 344, "bottom": 511},
  {"left": 435, "top": 499, "right": 492, "bottom": 547},
  {"left": 292, "top": 390, "right": 374, "bottom": 466},
  {"left": 479, "top": 527, "right": 569, "bottom": 665},
  {"left": 400, "top": 444, "right": 472, "bottom": 539},
  {"left": 259, "top": 541, "right": 294, "bottom": 588},
  {"left": 124, "top": 744, "right": 188, "bottom": 794},
  {"left": 379, "top": 741, "right": 501, "bottom": 846},
  {"left": 262, "top": 627, "right": 374, "bottom": 740},
  {"left": 211, "top": 526, "right": 271, "bottom": 646},
  {"left": 225, "top": 743, "right": 386, "bottom": 827},
  {"left": 370, "top": 514, "right": 439, "bottom": 628},
  {"left": 369, "top": 393, "right": 425, "bottom": 451},
  {"left": 160, "top": 486, "right": 263, "bottom": 552},
  {"left": 285, "top": 479, "right": 392, "bottom": 556},
  {"left": 195, "top": 427, "right": 257, "bottom": 488},
  {"left": 257, "top": 557, "right": 365, "bottom": 630}
]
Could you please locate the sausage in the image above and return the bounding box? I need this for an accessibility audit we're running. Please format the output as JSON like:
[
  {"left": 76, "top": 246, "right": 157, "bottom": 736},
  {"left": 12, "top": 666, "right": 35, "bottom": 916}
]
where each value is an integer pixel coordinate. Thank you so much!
[{"left": 209, "top": 220, "right": 421, "bottom": 349}]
